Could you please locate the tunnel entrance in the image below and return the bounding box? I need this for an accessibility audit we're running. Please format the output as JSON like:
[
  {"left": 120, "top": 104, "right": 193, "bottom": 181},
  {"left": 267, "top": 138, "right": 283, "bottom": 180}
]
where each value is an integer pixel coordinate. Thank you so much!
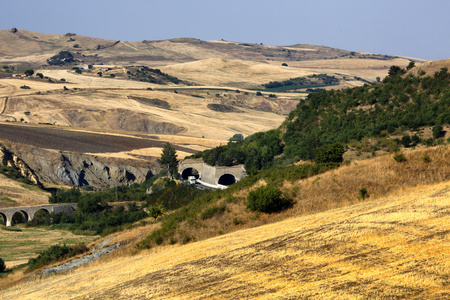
[
  {"left": 181, "top": 168, "right": 200, "bottom": 180},
  {"left": 218, "top": 173, "right": 236, "bottom": 186}
]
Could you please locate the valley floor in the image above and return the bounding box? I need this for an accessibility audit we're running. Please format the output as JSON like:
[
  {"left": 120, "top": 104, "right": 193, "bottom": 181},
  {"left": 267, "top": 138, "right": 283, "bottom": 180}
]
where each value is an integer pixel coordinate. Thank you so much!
[{"left": 1, "top": 179, "right": 449, "bottom": 299}]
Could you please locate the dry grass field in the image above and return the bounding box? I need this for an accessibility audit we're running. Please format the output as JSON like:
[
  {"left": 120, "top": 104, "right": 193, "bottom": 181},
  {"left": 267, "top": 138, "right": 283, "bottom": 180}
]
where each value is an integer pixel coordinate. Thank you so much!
[
  {"left": 1, "top": 180, "right": 448, "bottom": 299},
  {"left": 0, "top": 227, "right": 98, "bottom": 270},
  {"left": 0, "top": 146, "right": 448, "bottom": 299},
  {"left": 0, "top": 174, "right": 49, "bottom": 208}
]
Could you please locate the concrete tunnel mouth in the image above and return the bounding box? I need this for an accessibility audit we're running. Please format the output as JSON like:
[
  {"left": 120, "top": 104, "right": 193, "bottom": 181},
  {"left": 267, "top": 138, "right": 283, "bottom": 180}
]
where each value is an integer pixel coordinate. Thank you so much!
[
  {"left": 217, "top": 173, "right": 236, "bottom": 186},
  {"left": 181, "top": 167, "right": 200, "bottom": 180}
]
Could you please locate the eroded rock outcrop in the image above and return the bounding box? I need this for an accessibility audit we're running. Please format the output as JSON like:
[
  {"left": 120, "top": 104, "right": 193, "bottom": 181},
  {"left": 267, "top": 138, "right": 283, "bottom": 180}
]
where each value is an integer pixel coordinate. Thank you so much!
[
  {"left": 0, "top": 144, "right": 41, "bottom": 185},
  {"left": 0, "top": 143, "right": 157, "bottom": 188}
]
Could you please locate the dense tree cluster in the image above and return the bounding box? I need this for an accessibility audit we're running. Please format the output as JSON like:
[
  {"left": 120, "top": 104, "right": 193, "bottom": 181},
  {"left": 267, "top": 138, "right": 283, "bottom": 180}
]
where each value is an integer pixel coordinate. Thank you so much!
[
  {"left": 282, "top": 66, "right": 449, "bottom": 160},
  {"left": 190, "top": 65, "right": 449, "bottom": 169}
]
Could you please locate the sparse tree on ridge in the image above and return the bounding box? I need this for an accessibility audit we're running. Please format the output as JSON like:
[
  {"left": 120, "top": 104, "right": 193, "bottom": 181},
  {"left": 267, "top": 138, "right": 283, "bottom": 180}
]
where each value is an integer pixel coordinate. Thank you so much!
[{"left": 160, "top": 143, "right": 179, "bottom": 180}]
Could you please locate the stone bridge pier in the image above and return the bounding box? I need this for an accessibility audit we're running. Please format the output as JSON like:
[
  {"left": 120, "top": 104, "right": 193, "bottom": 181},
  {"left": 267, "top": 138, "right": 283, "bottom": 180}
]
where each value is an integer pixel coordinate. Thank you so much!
[{"left": 0, "top": 203, "right": 77, "bottom": 227}]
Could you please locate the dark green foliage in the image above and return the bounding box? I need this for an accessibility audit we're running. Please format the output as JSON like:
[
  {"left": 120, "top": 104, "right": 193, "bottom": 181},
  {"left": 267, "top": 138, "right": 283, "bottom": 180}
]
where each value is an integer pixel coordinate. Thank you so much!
[
  {"left": 421, "top": 154, "right": 431, "bottom": 163},
  {"left": 36, "top": 72, "right": 43, "bottom": 79},
  {"left": 159, "top": 143, "right": 179, "bottom": 179},
  {"left": 401, "top": 135, "right": 412, "bottom": 148},
  {"left": 47, "top": 51, "right": 77, "bottom": 65},
  {"left": 26, "top": 210, "right": 50, "bottom": 226},
  {"left": 262, "top": 74, "right": 339, "bottom": 92},
  {"left": 281, "top": 66, "right": 450, "bottom": 161},
  {"left": 314, "top": 143, "right": 345, "bottom": 163},
  {"left": 247, "top": 185, "right": 292, "bottom": 213},
  {"left": 24, "top": 69, "right": 34, "bottom": 76},
  {"left": 49, "top": 187, "right": 82, "bottom": 203},
  {"left": 11, "top": 212, "right": 26, "bottom": 225},
  {"left": 393, "top": 152, "right": 406, "bottom": 162},
  {"left": 148, "top": 205, "right": 163, "bottom": 220},
  {"left": 128, "top": 66, "right": 182, "bottom": 84},
  {"left": 432, "top": 125, "right": 445, "bottom": 139},
  {"left": 388, "top": 65, "right": 406, "bottom": 77},
  {"left": 27, "top": 244, "right": 88, "bottom": 272},
  {"left": 0, "top": 258, "right": 5, "bottom": 273},
  {"left": 229, "top": 133, "right": 244, "bottom": 142},
  {"left": 359, "top": 187, "right": 368, "bottom": 200},
  {"left": 406, "top": 61, "right": 415, "bottom": 70}
]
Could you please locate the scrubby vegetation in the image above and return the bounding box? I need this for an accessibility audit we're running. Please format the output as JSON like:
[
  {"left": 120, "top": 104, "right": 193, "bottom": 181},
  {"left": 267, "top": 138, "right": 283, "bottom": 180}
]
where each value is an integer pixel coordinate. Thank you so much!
[
  {"left": 127, "top": 66, "right": 182, "bottom": 84},
  {"left": 47, "top": 51, "right": 78, "bottom": 65},
  {"left": 189, "top": 65, "right": 449, "bottom": 169},
  {"left": 247, "top": 185, "right": 292, "bottom": 213},
  {"left": 27, "top": 244, "right": 88, "bottom": 272},
  {"left": 262, "top": 74, "right": 339, "bottom": 92}
]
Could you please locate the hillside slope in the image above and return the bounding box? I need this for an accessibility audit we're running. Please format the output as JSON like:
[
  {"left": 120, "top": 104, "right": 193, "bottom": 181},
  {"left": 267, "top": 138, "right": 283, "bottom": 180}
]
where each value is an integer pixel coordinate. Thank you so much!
[
  {"left": 1, "top": 179, "right": 448, "bottom": 299},
  {"left": 1, "top": 146, "right": 449, "bottom": 299}
]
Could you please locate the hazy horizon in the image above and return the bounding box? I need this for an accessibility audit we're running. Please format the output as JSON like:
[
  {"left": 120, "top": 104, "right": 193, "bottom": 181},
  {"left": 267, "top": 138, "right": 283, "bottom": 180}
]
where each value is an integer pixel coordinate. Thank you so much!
[{"left": 1, "top": 0, "right": 449, "bottom": 60}]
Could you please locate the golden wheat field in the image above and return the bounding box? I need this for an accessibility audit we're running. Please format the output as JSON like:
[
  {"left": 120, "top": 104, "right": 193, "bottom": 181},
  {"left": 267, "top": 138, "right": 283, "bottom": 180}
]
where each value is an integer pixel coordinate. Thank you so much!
[{"left": 1, "top": 180, "right": 448, "bottom": 299}]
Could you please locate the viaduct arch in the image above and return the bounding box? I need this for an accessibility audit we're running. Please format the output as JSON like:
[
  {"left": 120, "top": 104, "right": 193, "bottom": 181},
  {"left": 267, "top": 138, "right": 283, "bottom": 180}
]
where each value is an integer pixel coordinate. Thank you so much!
[
  {"left": 0, "top": 203, "right": 77, "bottom": 227},
  {"left": 179, "top": 159, "right": 245, "bottom": 189}
]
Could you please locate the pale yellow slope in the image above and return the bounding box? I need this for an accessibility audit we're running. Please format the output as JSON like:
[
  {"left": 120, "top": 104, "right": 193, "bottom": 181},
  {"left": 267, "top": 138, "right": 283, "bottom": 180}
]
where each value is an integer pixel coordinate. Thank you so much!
[
  {"left": 2, "top": 180, "right": 449, "bottom": 299},
  {"left": 160, "top": 58, "right": 316, "bottom": 87}
]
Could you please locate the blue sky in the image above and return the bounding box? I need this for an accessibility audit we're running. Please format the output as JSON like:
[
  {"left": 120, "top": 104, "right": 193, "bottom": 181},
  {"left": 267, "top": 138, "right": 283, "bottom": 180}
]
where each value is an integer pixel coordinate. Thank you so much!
[{"left": 1, "top": 0, "right": 449, "bottom": 60}]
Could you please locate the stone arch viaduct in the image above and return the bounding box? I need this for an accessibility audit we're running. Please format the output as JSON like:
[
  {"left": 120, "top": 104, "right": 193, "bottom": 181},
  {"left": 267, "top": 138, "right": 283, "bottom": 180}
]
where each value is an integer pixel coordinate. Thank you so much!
[
  {"left": 179, "top": 159, "right": 246, "bottom": 189},
  {"left": 0, "top": 203, "right": 77, "bottom": 227}
]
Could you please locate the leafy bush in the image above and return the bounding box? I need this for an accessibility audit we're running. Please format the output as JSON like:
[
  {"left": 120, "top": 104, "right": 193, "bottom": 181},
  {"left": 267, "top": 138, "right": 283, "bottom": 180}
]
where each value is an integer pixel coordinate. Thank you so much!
[
  {"left": 314, "top": 143, "right": 345, "bottom": 163},
  {"left": 27, "top": 244, "right": 88, "bottom": 272},
  {"left": 393, "top": 152, "right": 406, "bottom": 162},
  {"left": 359, "top": 187, "right": 368, "bottom": 200},
  {"left": 247, "top": 185, "right": 292, "bottom": 213}
]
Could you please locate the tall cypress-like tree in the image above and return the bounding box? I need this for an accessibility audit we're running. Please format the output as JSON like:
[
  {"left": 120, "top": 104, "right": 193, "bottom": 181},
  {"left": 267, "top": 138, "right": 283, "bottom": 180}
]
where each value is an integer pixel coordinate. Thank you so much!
[{"left": 160, "top": 143, "right": 178, "bottom": 179}]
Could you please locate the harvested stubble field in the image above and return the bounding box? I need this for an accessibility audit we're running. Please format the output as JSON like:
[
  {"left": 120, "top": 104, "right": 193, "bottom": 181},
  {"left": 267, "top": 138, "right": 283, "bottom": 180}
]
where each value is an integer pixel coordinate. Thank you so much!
[
  {"left": 1, "top": 146, "right": 449, "bottom": 299},
  {"left": 1, "top": 180, "right": 448, "bottom": 299}
]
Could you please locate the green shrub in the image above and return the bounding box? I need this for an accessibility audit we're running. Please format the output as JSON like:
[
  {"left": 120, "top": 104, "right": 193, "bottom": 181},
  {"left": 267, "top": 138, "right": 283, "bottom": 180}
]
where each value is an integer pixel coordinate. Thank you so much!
[
  {"left": 0, "top": 258, "right": 5, "bottom": 273},
  {"left": 247, "top": 185, "right": 292, "bottom": 213},
  {"left": 393, "top": 152, "right": 406, "bottom": 162},
  {"left": 148, "top": 205, "right": 163, "bottom": 220},
  {"left": 359, "top": 187, "right": 368, "bottom": 200},
  {"left": 421, "top": 154, "right": 431, "bottom": 163},
  {"left": 27, "top": 244, "right": 88, "bottom": 272},
  {"left": 314, "top": 143, "right": 345, "bottom": 164}
]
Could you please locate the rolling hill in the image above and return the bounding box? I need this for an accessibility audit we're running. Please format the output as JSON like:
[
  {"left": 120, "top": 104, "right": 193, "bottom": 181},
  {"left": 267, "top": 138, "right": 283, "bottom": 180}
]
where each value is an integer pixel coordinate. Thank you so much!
[{"left": 0, "top": 145, "right": 449, "bottom": 299}]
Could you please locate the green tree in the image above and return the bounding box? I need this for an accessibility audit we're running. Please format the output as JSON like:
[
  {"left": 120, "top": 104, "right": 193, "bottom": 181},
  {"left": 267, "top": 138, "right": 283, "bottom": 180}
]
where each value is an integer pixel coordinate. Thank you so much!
[
  {"left": 406, "top": 61, "right": 415, "bottom": 70},
  {"left": 24, "top": 69, "right": 34, "bottom": 76},
  {"left": 432, "top": 124, "right": 444, "bottom": 139},
  {"left": 314, "top": 143, "right": 345, "bottom": 164},
  {"left": 229, "top": 133, "right": 244, "bottom": 142},
  {"left": 160, "top": 143, "right": 179, "bottom": 179},
  {"left": 148, "top": 205, "right": 163, "bottom": 220}
]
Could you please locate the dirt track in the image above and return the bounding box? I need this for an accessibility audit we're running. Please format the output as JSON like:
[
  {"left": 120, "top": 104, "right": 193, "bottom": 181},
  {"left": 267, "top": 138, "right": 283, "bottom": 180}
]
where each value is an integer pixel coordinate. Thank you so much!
[{"left": 0, "top": 123, "right": 195, "bottom": 154}]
